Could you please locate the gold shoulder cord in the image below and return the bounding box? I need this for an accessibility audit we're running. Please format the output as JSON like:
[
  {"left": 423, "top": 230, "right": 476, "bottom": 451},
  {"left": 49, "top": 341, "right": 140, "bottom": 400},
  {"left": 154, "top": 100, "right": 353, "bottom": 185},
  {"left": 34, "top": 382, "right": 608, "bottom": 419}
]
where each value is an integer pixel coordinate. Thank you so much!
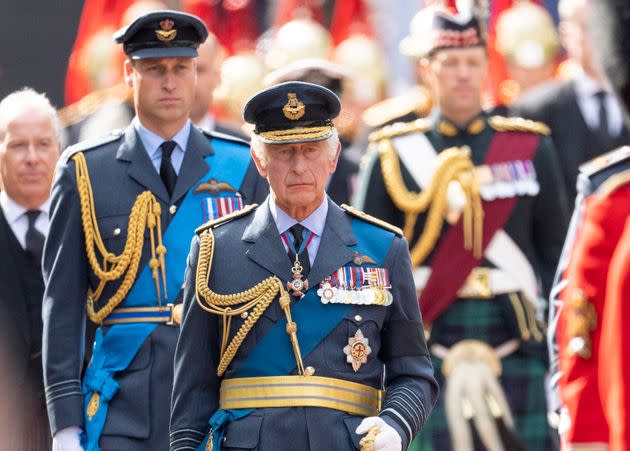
[
  {"left": 73, "top": 152, "right": 168, "bottom": 324},
  {"left": 195, "top": 228, "right": 305, "bottom": 377},
  {"left": 377, "top": 139, "right": 484, "bottom": 266}
]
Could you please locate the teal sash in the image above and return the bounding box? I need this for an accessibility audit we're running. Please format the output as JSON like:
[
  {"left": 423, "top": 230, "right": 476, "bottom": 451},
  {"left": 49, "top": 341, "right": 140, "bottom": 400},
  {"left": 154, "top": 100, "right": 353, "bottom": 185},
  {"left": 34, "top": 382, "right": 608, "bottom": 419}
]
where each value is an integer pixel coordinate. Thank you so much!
[
  {"left": 200, "top": 217, "right": 396, "bottom": 451},
  {"left": 83, "top": 140, "right": 251, "bottom": 451}
]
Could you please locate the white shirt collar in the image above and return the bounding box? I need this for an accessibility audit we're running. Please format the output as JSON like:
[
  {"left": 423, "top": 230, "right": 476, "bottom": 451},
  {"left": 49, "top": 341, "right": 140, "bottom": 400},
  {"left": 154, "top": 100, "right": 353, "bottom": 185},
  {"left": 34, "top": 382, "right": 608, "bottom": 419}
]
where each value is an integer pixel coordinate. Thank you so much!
[
  {"left": 0, "top": 190, "right": 50, "bottom": 224},
  {"left": 269, "top": 196, "right": 328, "bottom": 236},
  {"left": 574, "top": 69, "right": 612, "bottom": 98},
  {"left": 133, "top": 116, "right": 191, "bottom": 158}
]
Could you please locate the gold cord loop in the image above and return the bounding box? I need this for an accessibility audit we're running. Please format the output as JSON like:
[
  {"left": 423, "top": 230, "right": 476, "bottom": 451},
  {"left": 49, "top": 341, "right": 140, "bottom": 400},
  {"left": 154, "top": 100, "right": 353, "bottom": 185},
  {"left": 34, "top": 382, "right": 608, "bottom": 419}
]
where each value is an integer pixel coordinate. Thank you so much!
[
  {"left": 73, "top": 152, "right": 167, "bottom": 324},
  {"left": 377, "top": 140, "right": 484, "bottom": 265},
  {"left": 195, "top": 228, "right": 305, "bottom": 376}
]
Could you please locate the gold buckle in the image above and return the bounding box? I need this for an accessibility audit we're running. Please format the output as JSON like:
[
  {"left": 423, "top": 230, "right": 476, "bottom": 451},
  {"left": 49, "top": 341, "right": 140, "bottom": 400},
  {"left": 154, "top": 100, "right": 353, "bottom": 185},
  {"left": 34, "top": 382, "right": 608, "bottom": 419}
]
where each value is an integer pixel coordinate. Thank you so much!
[
  {"left": 166, "top": 303, "right": 183, "bottom": 326},
  {"left": 458, "top": 267, "right": 492, "bottom": 298}
]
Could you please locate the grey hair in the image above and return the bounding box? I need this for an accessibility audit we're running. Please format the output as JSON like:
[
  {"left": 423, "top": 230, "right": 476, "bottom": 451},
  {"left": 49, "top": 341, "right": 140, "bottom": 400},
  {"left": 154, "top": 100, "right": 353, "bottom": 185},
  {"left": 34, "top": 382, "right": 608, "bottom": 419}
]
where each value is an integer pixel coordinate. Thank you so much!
[
  {"left": 251, "top": 127, "right": 340, "bottom": 166},
  {"left": 0, "top": 87, "right": 60, "bottom": 141}
]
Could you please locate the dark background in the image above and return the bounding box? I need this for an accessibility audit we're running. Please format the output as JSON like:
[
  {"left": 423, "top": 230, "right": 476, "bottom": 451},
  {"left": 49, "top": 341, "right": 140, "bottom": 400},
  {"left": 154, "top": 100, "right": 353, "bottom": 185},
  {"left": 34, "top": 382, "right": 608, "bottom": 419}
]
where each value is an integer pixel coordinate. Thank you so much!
[{"left": 1, "top": 0, "right": 85, "bottom": 108}]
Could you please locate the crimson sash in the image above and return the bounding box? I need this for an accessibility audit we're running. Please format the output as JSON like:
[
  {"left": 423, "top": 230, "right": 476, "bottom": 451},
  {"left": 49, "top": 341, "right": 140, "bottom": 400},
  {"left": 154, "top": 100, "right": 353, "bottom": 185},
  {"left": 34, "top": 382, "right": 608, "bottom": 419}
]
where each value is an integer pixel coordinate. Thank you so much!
[{"left": 420, "top": 132, "right": 539, "bottom": 323}]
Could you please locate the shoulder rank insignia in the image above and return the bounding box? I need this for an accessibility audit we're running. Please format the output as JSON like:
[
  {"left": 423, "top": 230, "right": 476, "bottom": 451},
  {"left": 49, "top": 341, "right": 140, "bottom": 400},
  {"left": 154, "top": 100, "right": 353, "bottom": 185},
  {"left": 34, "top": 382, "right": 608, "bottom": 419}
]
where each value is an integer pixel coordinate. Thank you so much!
[
  {"left": 362, "top": 87, "right": 432, "bottom": 128},
  {"left": 195, "top": 203, "right": 258, "bottom": 234},
  {"left": 341, "top": 204, "right": 403, "bottom": 236},
  {"left": 62, "top": 129, "right": 123, "bottom": 162},
  {"left": 580, "top": 145, "right": 630, "bottom": 177},
  {"left": 488, "top": 115, "right": 550, "bottom": 136},
  {"left": 368, "top": 118, "right": 431, "bottom": 143}
]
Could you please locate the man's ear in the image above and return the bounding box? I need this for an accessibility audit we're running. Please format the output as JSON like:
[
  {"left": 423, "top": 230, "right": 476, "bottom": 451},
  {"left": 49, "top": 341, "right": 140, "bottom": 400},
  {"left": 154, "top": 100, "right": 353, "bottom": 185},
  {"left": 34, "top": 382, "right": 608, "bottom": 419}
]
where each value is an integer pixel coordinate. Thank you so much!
[
  {"left": 250, "top": 147, "right": 268, "bottom": 178},
  {"left": 124, "top": 59, "right": 134, "bottom": 87},
  {"left": 329, "top": 142, "right": 341, "bottom": 174}
]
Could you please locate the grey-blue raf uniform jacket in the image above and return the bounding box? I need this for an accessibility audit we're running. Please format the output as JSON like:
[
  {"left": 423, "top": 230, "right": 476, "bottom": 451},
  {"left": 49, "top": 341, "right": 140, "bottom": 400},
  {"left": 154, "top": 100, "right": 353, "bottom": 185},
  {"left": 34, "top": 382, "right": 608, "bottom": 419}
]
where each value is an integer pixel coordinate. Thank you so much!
[{"left": 170, "top": 198, "right": 439, "bottom": 450}]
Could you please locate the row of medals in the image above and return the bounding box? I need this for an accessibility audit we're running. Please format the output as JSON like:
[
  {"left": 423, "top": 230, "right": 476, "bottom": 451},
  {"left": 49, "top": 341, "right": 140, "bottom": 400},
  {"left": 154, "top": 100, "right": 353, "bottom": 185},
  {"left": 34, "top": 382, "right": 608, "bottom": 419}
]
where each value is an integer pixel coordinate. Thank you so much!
[{"left": 318, "top": 281, "right": 393, "bottom": 306}]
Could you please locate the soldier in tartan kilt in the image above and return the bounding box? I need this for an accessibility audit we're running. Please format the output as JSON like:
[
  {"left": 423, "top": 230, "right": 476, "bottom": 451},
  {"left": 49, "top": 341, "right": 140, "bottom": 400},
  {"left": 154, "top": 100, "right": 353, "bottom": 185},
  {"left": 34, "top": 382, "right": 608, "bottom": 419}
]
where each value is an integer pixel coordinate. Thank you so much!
[{"left": 354, "top": 5, "right": 568, "bottom": 450}]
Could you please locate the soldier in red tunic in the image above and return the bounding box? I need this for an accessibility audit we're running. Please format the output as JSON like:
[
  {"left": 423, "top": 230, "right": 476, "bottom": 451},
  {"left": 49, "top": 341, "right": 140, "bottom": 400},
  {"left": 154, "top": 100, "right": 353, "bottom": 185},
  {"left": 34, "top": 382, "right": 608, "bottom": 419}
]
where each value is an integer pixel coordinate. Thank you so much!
[{"left": 553, "top": 0, "right": 630, "bottom": 449}]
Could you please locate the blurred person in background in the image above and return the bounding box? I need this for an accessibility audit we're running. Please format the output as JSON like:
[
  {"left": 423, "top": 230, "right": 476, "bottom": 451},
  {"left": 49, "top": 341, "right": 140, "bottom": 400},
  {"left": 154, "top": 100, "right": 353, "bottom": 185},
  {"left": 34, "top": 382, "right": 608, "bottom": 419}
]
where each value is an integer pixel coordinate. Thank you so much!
[
  {"left": 0, "top": 87, "right": 61, "bottom": 451},
  {"left": 494, "top": 1, "right": 562, "bottom": 105},
  {"left": 514, "top": 0, "right": 630, "bottom": 203},
  {"left": 355, "top": 5, "right": 568, "bottom": 450}
]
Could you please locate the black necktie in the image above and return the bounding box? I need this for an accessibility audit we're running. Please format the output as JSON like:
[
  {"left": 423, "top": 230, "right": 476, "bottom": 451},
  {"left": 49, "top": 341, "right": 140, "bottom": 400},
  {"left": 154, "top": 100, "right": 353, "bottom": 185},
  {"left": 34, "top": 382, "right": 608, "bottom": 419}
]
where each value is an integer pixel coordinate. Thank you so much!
[
  {"left": 25, "top": 209, "right": 45, "bottom": 265},
  {"left": 159, "top": 141, "right": 177, "bottom": 197},
  {"left": 595, "top": 91, "right": 611, "bottom": 147},
  {"left": 288, "top": 223, "right": 311, "bottom": 278}
]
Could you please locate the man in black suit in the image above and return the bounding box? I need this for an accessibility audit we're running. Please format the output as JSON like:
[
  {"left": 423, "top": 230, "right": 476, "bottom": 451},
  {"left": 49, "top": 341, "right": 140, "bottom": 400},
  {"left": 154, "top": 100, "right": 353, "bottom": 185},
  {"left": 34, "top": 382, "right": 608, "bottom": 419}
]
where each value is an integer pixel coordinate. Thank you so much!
[
  {"left": 0, "top": 87, "right": 61, "bottom": 450},
  {"left": 514, "top": 0, "right": 630, "bottom": 202}
]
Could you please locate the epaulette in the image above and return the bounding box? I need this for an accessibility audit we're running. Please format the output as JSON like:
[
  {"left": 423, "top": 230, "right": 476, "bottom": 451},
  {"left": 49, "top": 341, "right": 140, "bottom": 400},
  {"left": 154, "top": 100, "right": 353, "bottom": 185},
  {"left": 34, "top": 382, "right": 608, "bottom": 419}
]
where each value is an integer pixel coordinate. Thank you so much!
[
  {"left": 341, "top": 204, "right": 403, "bottom": 236},
  {"left": 195, "top": 203, "right": 258, "bottom": 234},
  {"left": 362, "top": 87, "right": 432, "bottom": 128},
  {"left": 200, "top": 128, "right": 250, "bottom": 147},
  {"left": 488, "top": 116, "right": 550, "bottom": 136},
  {"left": 595, "top": 169, "right": 630, "bottom": 198},
  {"left": 579, "top": 146, "right": 630, "bottom": 177},
  {"left": 368, "top": 118, "right": 432, "bottom": 143},
  {"left": 62, "top": 129, "right": 124, "bottom": 162}
]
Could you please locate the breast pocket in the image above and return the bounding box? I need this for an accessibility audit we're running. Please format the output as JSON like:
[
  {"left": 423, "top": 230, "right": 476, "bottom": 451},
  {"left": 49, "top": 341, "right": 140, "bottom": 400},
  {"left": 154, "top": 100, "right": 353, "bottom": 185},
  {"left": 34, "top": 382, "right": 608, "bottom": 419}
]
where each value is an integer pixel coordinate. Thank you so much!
[
  {"left": 97, "top": 214, "right": 132, "bottom": 256},
  {"left": 323, "top": 309, "right": 384, "bottom": 374},
  {"left": 222, "top": 414, "right": 263, "bottom": 450}
]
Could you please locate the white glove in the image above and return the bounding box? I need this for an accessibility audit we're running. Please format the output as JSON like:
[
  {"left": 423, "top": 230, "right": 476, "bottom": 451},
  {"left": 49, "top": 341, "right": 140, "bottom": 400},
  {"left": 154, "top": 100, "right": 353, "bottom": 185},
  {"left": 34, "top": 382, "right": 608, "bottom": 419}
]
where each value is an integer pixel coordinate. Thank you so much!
[
  {"left": 53, "top": 426, "right": 84, "bottom": 451},
  {"left": 356, "top": 416, "right": 402, "bottom": 451}
]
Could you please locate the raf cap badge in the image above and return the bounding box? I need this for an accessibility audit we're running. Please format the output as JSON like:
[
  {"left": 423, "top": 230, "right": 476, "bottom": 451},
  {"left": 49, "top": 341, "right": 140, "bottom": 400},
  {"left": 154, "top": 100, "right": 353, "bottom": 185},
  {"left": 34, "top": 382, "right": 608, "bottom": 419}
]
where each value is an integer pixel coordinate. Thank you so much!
[
  {"left": 283, "top": 93, "right": 306, "bottom": 120},
  {"left": 156, "top": 19, "right": 177, "bottom": 42},
  {"left": 344, "top": 329, "right": 372, "bottom": 371}
]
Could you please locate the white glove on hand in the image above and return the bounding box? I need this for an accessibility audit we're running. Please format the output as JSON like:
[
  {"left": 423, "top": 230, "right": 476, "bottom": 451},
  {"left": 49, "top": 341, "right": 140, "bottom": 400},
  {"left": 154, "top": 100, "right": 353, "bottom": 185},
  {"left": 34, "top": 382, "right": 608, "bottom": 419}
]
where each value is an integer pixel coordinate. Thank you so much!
[
  {"left": 356, "top": 416, "right": 402, "bottom": 451},
  {"left": 53, "top": 426, "right": 84, "bottom": 451}
]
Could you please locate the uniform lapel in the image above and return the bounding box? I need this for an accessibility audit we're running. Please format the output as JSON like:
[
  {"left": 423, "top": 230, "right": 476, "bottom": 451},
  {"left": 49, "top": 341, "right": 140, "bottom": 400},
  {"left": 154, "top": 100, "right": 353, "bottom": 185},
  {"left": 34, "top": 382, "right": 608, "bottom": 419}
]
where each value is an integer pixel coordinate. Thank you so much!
[
  {"left": 171, "top": 126, "right": 212, "bottom": 203},
  {"left": 116, "top": 125, "right": 170, "bottom": 203},
  {"left": 307, "top": 200, "right": 356, "bottom": 288},
  {"left": 242, "top": 199, "right": 293, "bottom": 283}
]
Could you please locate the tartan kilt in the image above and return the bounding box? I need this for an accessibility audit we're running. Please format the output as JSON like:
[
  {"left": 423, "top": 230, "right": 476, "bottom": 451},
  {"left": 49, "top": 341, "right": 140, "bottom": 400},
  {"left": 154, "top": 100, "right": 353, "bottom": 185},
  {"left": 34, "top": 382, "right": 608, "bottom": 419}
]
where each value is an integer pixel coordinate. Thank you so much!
[{"left": 409, "top": 295, "right": 556, "bottom": 451}]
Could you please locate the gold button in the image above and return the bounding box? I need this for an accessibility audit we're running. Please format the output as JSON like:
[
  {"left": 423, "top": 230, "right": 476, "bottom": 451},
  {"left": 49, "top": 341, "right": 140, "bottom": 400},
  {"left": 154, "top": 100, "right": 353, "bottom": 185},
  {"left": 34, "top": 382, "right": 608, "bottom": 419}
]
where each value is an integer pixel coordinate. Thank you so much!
[
  {"left": 240, "top": 311, "right": 249, "bottom": 319},
  {"left": 354, "top": 315, "right": 362, "bottom": 322},
  {"left": 304, "top": 366, "right": 315, "bottom": 376},
  {"left": 113, "top": 227, "right": 121, "bottom": 236},
  {"left": 169, "top": 205, "right": 177, "bottom": 215}
]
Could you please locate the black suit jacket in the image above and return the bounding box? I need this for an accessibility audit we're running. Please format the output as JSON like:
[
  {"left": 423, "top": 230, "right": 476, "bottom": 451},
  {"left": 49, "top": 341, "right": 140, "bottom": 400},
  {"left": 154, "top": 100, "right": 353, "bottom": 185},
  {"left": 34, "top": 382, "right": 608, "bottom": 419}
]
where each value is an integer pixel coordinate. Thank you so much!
[
  {"left": 514, "top": 80, "right": 630, "bottom": 201},
  {"left": 0, "top": 207, "right": 34, "bottom": 382}
]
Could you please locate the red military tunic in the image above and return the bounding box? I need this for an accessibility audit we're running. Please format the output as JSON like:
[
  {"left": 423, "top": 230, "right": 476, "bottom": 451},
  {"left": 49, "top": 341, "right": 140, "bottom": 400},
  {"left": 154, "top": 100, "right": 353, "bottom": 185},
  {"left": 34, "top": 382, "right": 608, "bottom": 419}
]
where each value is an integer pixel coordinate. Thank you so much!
[{"left": 557, "top": 170, "right": 630, "bottom": 451}]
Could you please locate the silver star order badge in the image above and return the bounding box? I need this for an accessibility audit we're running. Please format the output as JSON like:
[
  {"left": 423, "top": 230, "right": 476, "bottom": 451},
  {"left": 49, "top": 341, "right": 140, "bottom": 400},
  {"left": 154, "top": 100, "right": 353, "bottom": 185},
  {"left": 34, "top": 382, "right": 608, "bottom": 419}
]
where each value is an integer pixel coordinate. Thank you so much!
[{"left": 343, "top": 329, "right": 371, "bottom": 372}]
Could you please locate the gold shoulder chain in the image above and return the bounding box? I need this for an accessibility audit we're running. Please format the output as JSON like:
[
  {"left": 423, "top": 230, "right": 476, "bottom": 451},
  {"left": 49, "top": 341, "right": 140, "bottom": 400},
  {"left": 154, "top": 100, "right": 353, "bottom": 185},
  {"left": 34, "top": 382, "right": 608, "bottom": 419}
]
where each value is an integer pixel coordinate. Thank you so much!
[
  {"left": 378, "top": 139, "right": 484, "bottom": 265},
  {"left": 195, "top": 228, "right": 305, "bottom": 376},
  {"left": 73, "top": 152, "right": 167, "bottom": 324}
]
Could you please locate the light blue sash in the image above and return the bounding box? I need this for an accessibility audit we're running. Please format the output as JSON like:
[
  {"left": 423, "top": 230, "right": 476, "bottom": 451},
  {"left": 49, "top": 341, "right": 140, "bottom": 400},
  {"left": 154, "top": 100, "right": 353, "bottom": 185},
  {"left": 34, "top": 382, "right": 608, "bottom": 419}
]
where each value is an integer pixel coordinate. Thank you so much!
[
  {"left": 199, "top": 217, "right": 396, "bottom": 450},
  {"left": 83, "top": 140, "right": 251, "bottom": 451}
]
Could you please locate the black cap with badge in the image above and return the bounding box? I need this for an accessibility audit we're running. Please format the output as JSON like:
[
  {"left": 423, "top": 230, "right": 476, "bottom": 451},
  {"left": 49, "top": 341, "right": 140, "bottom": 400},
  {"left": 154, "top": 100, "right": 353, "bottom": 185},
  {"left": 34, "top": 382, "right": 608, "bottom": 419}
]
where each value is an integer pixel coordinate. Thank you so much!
[
  {"left": 114, "top": 10, "right": 208, "bottom": 60},
  {"left": 243, "top": 81, "right": 341, "bottom": 144}
]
